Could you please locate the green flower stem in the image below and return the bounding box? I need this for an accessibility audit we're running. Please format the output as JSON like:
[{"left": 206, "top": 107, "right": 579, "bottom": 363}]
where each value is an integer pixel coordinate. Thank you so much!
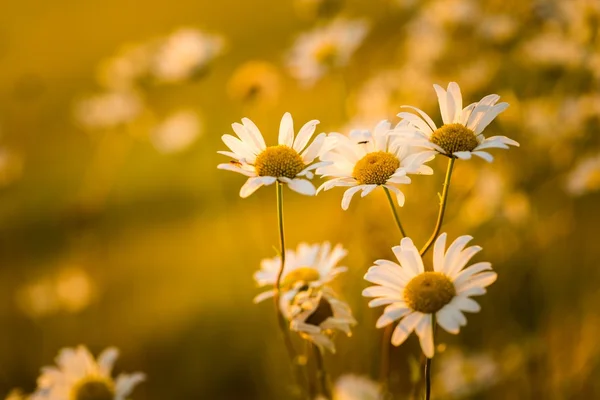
[
  {"left": 419, "top": 157, "right": 455, "bottom": 257},
  {"left": 384, "top": 186, "right": 407, "bottom": 238},
  {"left": 313, "top": 344, "right": 331, "bottom": 399},
  {"left": 274, "top": 181, "right": 308, "bottom": 399},
  {"left": 424, "top": 357, "right": 432, "bottom": 400}
]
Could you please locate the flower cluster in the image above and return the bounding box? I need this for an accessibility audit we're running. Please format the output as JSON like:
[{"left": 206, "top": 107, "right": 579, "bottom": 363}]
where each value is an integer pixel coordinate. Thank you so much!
[{"left": 218, "top": 81, "right": 518, "bottom": 397}]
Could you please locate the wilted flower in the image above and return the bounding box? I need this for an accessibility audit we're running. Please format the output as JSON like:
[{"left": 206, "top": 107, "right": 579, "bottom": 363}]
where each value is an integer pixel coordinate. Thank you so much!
[
  {"left": 316, "top": 120, "right": 433, "bottom": 210},
  {"left": 287, "top": 18, "right": 369, "bottom": 85},
  {"left": 566, "top": 153, "right": 600, "bottom": 196},
  {"left": 217, "top": 112, "right": 329, "bottom": 197},
  {"left": 151, "top": 110, "right": 202, "bottom": 154},
  {"left": 289, "top": 289, "right": 356, "bottom": 353},
  {"left": 396, "top": 82, "right": 518, "bottom": 162},
  {"left": 152, "top": 28, "right": 224, "bottom": 83},
  {"left": 227, "top": 61, "right": 281, "bottom": 106},
  {"left": 74, "top": 91, "right": 142, "bottom": 130},
  {"left": 34, "top": 346, "right": 144, "bottom": 400},
  {"left": 253, "top": 242, "right": 348, "bottom": 306},
  {"left": 363, "top": 233, "right": 496, "bottom": 358}
]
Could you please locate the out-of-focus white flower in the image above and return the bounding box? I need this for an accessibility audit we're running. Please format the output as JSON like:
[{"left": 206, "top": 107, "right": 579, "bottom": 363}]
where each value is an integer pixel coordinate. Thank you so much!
[
  {"left": 289, "top": 289, "right": 356, "bottom": 353},
  {"left": 34, "top": 346, "right": 144, "bottom": 400},
  {"left": 566, "top": 153, "right": 600, "bottom": 196},
  {"left": 403, "top": 17, "right": 446, "bottom": 67},
  {"left": 74, "top": 91, "right": 142, "bottom": 130},
  {"left": 227, "top": 61, "right": 281, "bottom": 106},
  {"left": 151, "top": 110, "right": 202, "bottom": 154},
  {"left": 363, "top": 234, "right": 497, "bottom": 358},
  {"left": 152, "top": 28, "right": 224, "bottom": 83},
  {"left": 287, "top": 18, "right": 369, "bottom": 86},
  {"left": 97, "top": 42, "right": 156, "bottom": 90},
  {"left": 396, "top": 82, "right": 518, "bottom": 163},
  {"left": 519, "top": 30, "right": 585, "bottom": 69},
  {"left": 217, "top": 112, "right": 329, "bottom": 197},
  {"left": 478, "top": 14, "right": 519, "bottom": 43},
  {"left": 253, "top": 242, "right": 348, "bottom": 307},
  {"left": 316, "top": 120, "right": 433, "bottom": 210},
  {"left": 423, "top": 0, "right": 479, "bottom": 26},
  {"left": 435, "top": 350, "right": 499, "bottom": 398},
  {"left": 333, "top": 374, "right": 380, "bottom": 400},
  {"left": 16, "top": 267, "right": 95, "bottom": 318}
]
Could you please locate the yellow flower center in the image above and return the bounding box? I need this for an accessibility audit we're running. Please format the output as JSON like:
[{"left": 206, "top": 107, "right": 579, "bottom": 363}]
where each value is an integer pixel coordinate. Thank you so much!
[
  {"left": 314, "top": 42, "right": 339, "bottom": 66},
  {"left": 305, "top": 297, "right": 334, "bottom": 326},
  {"left": 280, "top": 267, "right": 321, "bottom": 291},
  {"left": 254, "top": 145, "right": 305, "bottom": 179},
  {"left": 404, "top": 272, "right": 456, "bottom": 314},
  {"left": 431, "top": 123, "right": 479, "bottom": 154},
  {"left": 352, "top": 151, "right": 400, "bottom": 185},
  {"left": 72, "top": 379, "right": 115, "bottom": 400}
]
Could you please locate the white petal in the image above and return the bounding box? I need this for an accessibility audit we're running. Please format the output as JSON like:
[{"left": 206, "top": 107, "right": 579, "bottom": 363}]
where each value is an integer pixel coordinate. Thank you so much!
[
  {"left": 391, "top": 312, "right": 422, "bottom": 346},
  {"left": 217, "top": 163, "right": 256, "bottom": 177},
  {"left": 447, "top": 82, "right": 463, "bottom": 123},
  {"left": 253, "top": 290, "right": 275, "bottom": 304},
  {"left": 302, "top": 132, "right": 326, "bottom": 163},
  {"left": 453, "top": 151, "right": 472, "bottom": 160},
  {"left": 434, "top": 84, "right": 450, "bottom": 125},
  {"left": 415, "top": 314, "right": 434, "bottom": 358},
  {"left": 400, "top": 105, "right": 438, "bottom": 132},
  {"left": 362, "top": 285, "right": 401, "bottom": 298},
  {"left": 97, "top": 347, "right": 119, "bottom": 376},
  {"left": 221, "top": 134, "right": 257, "bottom": 163},
  {"left": 241, "top": 117, "right": 267, "bottom": 149},
  {"left": 278, "top": 112, "right": 294, "bottom": 147},
  {"left": 453, "top": 262, "right": 493, "bottom": 287},
  {"left": 287, "top": 178, "right": 316, "bottom": 196},
  {"left": 436, "top": 306, "right": 460, "bottom": 334},
  {"left": 472, "top": 151, "right": 494, "bottom": 162},
  {"left": 433, "top": 233, "right": 448, "bottom": 272},
  {"left": 457, "top": 272, "right": 497, "bottom": 293},
  {"left": 341, "top": 185, "right": 363, "bottom": 210},
  {"left": 232, "top": 122, "right": 262, "bottom": 154},
  {"left": 473, "top": 102, "right": 509, "bottom": 135},
  {"left": 114, "top": 373, "right": 145, "bottom": 399},
  {"left": 452, "top": 296, "right": 481, "bottom": 313},
  {"left": 369, "top": 297, "right": 398, "bottom": 307},
  {"left": 293, "top": 119, "right": 319, "bottom": 152},
  {"left": 361, "top": 184, "right": 378, "bottom": 197},
  {"left": 239, "top": 177, "right": 270, "bottom": 198},
  {"left": 376, "top": 306, "right": 411, "bottom": 328},
  {"left": 383, "top": 185, "right": 406, "bottom": 207}
]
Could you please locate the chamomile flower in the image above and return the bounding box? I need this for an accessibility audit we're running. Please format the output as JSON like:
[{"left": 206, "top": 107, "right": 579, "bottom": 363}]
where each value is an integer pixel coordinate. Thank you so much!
[
  {"left": 253, "top": 242, "right": 348, "bottom": 307},
  {"left": 396, "top": 82, "right": 519, "bottom": 162},
  {"left": 287, "top": 18, "right": 369, "bottom": 86},
  {"left": 316, "top": 120, "right": 434, "bottom": 210},
  {"left": 34, "top": 345, "right": 144, "bottom": 400},
  {"left": 363, "top": 233, "right": 497, "bottom": 358},
  {"left": 289, "top": 289, "right": 356, "bottom": 353},
  {"left": 566, "top": 153, "right": 600, "bottom": 196},
  {"left": 152, "top": 28, "right": 224, "bottom": 83},
  {"left": 217, "top": 112, "right": 329, "bottom": 197}
]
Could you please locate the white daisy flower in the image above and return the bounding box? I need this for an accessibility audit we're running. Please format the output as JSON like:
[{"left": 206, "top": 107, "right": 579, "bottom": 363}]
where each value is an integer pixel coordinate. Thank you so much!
[
  {"left": 287, "top": 18, "right": 369, "bottom": 86},
  {"left": 151, "top": 109, "right": 202, "bottom": 154},
  {"left": 217, "top": 112, "right": 329, "bottom": 197},
  {"left": 363, "top": 233, "right": 497, "bottom": 358},
  {"left": 289, "top": 289, "right": 356, "bottom": 353},
  {"left": 34, "top": 345, "right": 145, "bottom": 400},
  {"left": 566, "top": 153, "right": 600, "bottom": 196},
  {"left": 333, "top": 374, "right": 380, "bottom": 400},
  {"left": 152, "top": 28, "right": 224, "bottom": 83},
  {"left": 253, "top": 242, "right": 348, "bottom": 307},
  {"left": 316, "top": 120, "right": 434, "bottom": 210},
  {"left": 396, "top": 82, "right": 519, "bottom": 163},
  {"left": 74, "top": 91, "right": 142, "bottom": 130}
]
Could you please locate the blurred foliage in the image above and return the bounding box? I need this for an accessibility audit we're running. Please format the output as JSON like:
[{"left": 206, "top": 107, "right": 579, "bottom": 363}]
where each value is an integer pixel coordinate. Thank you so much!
[{"left": 0, "top": 0, "right": 599, "bottom": 398}]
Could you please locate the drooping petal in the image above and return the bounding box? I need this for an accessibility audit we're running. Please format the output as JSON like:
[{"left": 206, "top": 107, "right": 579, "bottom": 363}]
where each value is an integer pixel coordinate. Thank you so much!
[
  {"left": 415, "top": 314, "right": 434, "bottom": 358},
  {"left": 391, "top": 312, "right": 423, "bottom": 346},
  {"left": 341, "top": 185, "right": 363, "bottom": 210}
]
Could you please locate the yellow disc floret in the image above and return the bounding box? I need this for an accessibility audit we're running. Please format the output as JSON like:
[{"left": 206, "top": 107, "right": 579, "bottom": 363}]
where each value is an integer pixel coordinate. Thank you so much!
[
  {"left": 353, "top": 151, "right": 400, "bottom": 185},
  {"left": 280, "top": 267, "right": 321, "bottom": 291},
  {"left": 72, "top": 379, "right": 115, "bottom": 400},
  {"left": 404, "top": 272, "right": 456, "bottom": 314},
  {"left": 255, "top": 145, "right": 305, "bottom": 179},
  {"left": 431, "top": 123, "right": 479, "bottom": 154}
]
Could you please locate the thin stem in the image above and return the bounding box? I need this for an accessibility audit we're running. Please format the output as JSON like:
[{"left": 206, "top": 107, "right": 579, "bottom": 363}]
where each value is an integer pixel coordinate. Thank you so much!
[
  {"left": 424, "top": 357, "right": 432, "bottom": 400},
  {"left": 383, "top": 186, "right": 407, "bottom": 238},
  {"left": 419, "top": 158, "right": 455, "bottom": 257},
  {"left": 379, "top": 323, "right": 393, "bottom": 396},
  {"left": 313, "top": 344, "right": 331, "bottom": 399},
  {"left": 273, "top": 182, "right": 307, "bottom": 399}
]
